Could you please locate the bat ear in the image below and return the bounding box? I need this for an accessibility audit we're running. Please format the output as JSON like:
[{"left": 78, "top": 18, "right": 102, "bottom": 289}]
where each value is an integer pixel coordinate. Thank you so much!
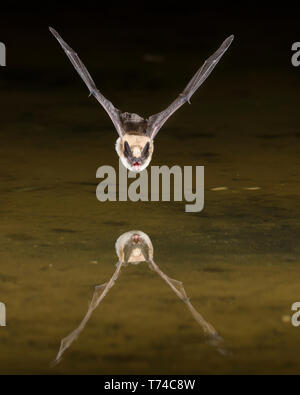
[
  {"left": 141, "top": 142, "right": 150, "bottom": 157},
  {"left": 124, "top": 141, "right": 132, "bottom": 158}
]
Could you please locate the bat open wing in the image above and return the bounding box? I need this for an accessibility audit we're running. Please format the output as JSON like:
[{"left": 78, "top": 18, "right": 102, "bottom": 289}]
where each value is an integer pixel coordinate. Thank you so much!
[
  {"left": 52, "top": 261, "right": 123, "bottom": 366},
  {"left": 149, "top": 259, "right": 228, "bottom": 353},
  {"left": 49, "top": 27, "right": 124, "bottom": 137},
  {"left": 146, "top": 35, "right": 234, "bottom": 140}
]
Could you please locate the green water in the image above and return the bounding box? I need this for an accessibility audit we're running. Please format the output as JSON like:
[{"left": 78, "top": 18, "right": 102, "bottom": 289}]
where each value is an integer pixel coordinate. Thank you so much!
[{"left": 1, "top": 43, "right": 300, "bottom": 374}]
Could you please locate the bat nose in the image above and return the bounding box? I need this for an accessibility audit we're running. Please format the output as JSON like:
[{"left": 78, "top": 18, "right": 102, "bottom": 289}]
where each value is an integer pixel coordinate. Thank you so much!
[
  {"left": 132, "top": 234, "right": 140, "bottom": 243},
  {"left": 132, "top": 147, "right": 141, "bottom": 157}
]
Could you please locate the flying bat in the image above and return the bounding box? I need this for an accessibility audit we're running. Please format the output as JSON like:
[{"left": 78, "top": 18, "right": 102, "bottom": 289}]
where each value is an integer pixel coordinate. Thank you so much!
[
  {"left": 49, "top": 27, "right": 234, "bottom": 172},
  {"left": 52, "top": 230, "right": 226, "bottom": 365}
]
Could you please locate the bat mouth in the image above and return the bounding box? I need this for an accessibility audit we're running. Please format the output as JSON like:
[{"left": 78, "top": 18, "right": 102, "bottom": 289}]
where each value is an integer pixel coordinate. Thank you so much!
[
  {"left": 132, "top": 234, "right": 140, "bottom": 244},
  {"left": 132, "top": 161, "right": 141, "bottom": 170}
]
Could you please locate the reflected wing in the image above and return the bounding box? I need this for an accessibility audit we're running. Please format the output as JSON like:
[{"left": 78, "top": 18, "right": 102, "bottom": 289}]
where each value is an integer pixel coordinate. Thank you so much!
[
  {"left": 49, "top": 27, "right": 124, "bottom": 137},
  {"left": 146, "top": 35, "right": 234, "bottom": 139},
  {"left": 52, "top": 261, "right": 123, "bottom": 366},
  {"left": 149, "top": 259, "right": 226, "bottom": 351}
]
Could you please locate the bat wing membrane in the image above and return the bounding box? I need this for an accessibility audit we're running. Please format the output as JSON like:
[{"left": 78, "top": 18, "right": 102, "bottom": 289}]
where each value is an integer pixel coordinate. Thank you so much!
[
  {"left": 146, "top": 35, "right": 234, "bottom": 140},
  {"left": 49, "top": 27, "right": 124, "bottom": 137}
]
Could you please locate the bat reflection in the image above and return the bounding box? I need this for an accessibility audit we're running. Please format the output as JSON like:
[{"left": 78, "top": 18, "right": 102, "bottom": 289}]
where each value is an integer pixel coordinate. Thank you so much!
[
  {"left": 49, "top": 27, "right": 234, "bottom": 172},
  {"left": 52, "top": 230, "right": 226, "bottom": 365}
]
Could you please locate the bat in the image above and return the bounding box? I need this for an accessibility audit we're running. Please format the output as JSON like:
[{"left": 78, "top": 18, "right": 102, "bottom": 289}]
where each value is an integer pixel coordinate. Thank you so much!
[
  {"left": 52, "top": 230, "right": 226, "bottom": 365},
  {"left": 49, "top": 27, "right": 234, "bottom": 172}
]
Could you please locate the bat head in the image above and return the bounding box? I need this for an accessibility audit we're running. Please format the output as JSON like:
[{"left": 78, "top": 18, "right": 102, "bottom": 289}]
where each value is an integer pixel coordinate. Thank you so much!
[
  {"left": 115, "top": 134, "right": 154, "bottom": 172},
  {"left": 115, "top": 230, "right": 153, "bottom": 264},
  {"left": 115, "top": 112, "right": 154, "bottom": 172}
]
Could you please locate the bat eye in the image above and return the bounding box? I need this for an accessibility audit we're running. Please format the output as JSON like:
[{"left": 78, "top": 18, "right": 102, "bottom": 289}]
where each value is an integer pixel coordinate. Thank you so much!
[
  {"left": 124, "top": 141, "right": 132, "bottom": 158},
  {"left": 141, "top": 142, "right": 150, "bottom": 157}
]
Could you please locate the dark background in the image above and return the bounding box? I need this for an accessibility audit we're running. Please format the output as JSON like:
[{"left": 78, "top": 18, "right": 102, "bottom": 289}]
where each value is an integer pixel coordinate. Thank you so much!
[{"left": 1, "top": 1, "right": 299, "bottom": 93}]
